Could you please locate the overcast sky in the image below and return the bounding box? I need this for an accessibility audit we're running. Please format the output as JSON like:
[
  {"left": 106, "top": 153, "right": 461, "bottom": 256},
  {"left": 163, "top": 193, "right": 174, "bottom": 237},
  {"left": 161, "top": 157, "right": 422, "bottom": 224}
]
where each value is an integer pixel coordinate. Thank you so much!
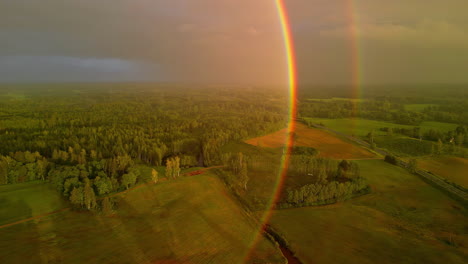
[{"left": 1, "top": 0, "right": 467, "bottom": 85}]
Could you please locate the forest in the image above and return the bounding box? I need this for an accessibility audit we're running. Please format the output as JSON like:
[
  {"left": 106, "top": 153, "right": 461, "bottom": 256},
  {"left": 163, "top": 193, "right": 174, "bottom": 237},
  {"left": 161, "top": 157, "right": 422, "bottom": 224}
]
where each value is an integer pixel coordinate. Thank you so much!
[{"left": 0, "top": 85, "right": 288, "bottom": 210}]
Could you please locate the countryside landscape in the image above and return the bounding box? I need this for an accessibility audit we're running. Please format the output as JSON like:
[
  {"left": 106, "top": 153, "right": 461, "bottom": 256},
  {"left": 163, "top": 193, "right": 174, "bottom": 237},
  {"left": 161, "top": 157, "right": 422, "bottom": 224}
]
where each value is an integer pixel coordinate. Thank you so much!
[
  {"left": 1, "top": 0, "right": 468, "bottom": 263},
  {"left": 0, "top": 84, "right": 466, "bottom": 263}
]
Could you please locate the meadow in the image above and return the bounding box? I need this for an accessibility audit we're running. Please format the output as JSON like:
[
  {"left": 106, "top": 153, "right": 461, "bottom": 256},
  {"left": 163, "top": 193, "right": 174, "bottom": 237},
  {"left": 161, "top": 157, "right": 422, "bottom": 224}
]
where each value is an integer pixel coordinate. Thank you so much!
[
  {"left": 245, "top": 122, "right": 375, "bottom": 159},
  {"left": 304, "top": 117, "right": 458, "bottom": 137},
  {"left": 269, "top": 160, "right": 468, "bottom": 264},
  {"left": 0, "top": 181, "right": 67, "bottom": 226},
  {"left": 0, "top": 173, "right": 285, "bottom": 264},
  {"left": 418, "top": 157, "right": 468, "bottom": 188}
]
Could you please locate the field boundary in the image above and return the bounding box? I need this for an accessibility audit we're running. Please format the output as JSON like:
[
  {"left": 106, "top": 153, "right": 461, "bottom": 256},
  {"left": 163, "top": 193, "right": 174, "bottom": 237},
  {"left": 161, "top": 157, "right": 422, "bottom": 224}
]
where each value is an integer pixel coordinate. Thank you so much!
[{"left": 306, "top": 120, "right": 468, "bottom": 206}]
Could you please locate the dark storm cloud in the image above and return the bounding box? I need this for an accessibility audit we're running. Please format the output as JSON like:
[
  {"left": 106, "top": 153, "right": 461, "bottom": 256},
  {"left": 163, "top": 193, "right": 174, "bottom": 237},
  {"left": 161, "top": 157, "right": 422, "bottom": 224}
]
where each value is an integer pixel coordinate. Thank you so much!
[
  {"left": 0, "top": 0, "right": 287, "bottom": 84},
  {"left": 1, "top": 0, "right": 468, "bottom": 84}
]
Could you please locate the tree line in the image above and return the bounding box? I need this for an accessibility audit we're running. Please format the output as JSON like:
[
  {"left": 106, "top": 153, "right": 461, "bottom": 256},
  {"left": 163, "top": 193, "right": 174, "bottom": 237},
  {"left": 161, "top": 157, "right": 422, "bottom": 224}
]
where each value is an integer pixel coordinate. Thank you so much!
[{"left": 280, "top": 158, "right": 369, "bottom": 208}]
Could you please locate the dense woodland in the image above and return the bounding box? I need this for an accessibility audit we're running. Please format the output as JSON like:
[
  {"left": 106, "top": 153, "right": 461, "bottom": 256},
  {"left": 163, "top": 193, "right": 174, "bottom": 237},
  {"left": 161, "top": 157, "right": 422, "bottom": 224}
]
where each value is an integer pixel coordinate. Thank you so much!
[
  {"left": 2, "top": 84, "right": 462, "bottom": 211},
  {"left": 280, "top": 157, "right": 369, "bottom": 208},
  {"left": 0, "top": 85, "right": 288, "bottom": 210}
]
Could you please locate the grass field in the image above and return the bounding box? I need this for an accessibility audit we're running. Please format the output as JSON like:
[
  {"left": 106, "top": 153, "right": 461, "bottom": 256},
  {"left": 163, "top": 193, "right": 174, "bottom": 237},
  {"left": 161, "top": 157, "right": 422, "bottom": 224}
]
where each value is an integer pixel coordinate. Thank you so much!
[
  {"left": 374, "top": 135, "right": 433, "bottom": 157},
  {"left": 418, "top": 157, "right": 468, "bottom": 188},
  {"left": 0, "top": 173, "right": 285, "bottom": 264},
  {"left": 306, "top": 97, "right": 365, "bottom": 103},
  {"left": 245, "top": 122, "right": 375, "bottom": 159},
  {"left": 0, "top": 181, "right": 67, "bottom": 226},
  {"left": 305, "top": 118, "right": 458, "bottom": 137},
  {"left": 404, "top": 104, "right": 435, "bottom": 112},
  {"left": 270, "top": 160, "right": 468, "bottom": 264}
]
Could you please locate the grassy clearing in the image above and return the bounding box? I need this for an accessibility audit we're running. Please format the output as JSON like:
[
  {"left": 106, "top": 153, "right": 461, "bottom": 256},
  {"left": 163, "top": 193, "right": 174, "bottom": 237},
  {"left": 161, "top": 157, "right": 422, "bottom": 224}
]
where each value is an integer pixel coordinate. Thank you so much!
[
  {"left": 418, "top": 157, "right": 468, "bottom": 188},
  {"left": 0, "top": 173, "right": 285, "bottom": 264},
  {"left": 270, "top": 160, "right": 468, "bottom": 264},
  {"left": 245, "top": 122, "right": 375, "bottom": 159},
  {"left": 0, "top": 181, "right": 67, "bottom": 226},
  {"left": 306, "top": 117, "right": 458, "bottom": 137}
]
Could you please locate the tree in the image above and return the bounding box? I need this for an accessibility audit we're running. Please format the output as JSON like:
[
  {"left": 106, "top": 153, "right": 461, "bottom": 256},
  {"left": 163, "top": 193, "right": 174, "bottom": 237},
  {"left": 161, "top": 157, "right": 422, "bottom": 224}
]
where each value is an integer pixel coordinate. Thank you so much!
[
  {"left": 151, "top": 169, "right": 159, "bottom": 183},
  {"left": 70, "top": 186, "right": 84, "bottom": 207},
  {"left": 165, "top": 159, "right": 173, "bottom": 179},
  {"left": 94, "top": 176, "right": 111, "bottom": 196},
  {"left": 384, "top": 155, "right": 397, "bottom": 165},
  {"left": 173, "top": 156, "right": 181, "bottom": 178},
  {"left": 121, "top": 172, "right": 137, "bottom": 190},
  {"left": 0, "top": 157, "right": 8, "bottom": 185},
  {"left": 239, "top": 160, "right": 249, "bottom": 190},
  {"left": 83, "top": 180, "right": 97, "bottom": 210}
]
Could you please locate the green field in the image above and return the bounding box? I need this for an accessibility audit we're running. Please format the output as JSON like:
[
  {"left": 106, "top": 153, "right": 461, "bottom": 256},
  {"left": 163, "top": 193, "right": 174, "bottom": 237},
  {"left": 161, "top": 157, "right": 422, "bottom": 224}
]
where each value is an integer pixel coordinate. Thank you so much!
[
  {"left": 0, "top": 174, "right": 285, "bottom": 263},
  {"left": 0, "top": 181, "right": 67, "bottom": 226},
  {"left": 404, "top": 104, "right": 435, "bottom": 112},
  {"left": 374, "top": 135, "right": 434, "bottom": 156},
  {"left": 270, "top": 160, "right": 468, "bottom": 264},
  {"left": 306, "top": 97, "right": 365, "bottom": 103},
  {"left": 305, "top": 118, "right": 458, "bottom": 137},
  {"left": 418, "top": 157, "right": 468, "bottom": 189}
]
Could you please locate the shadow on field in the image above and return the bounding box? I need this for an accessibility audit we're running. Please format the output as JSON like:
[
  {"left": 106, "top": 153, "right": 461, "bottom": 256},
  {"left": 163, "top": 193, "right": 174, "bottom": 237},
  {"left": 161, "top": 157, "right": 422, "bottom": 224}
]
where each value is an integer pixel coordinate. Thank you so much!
[
  {"left": 0, "top": 199, "right": 42, "bottom": 263},
  {"left": 117, "top": 199, "right": 176, "bottom": 262}
]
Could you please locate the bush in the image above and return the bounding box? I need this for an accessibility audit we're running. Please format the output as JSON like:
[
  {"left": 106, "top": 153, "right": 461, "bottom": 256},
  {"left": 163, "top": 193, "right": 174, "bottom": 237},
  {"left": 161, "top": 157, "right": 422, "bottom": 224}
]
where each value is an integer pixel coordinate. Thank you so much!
[{"left": 385, "top": 155, "right": 398, "bottom": 165}]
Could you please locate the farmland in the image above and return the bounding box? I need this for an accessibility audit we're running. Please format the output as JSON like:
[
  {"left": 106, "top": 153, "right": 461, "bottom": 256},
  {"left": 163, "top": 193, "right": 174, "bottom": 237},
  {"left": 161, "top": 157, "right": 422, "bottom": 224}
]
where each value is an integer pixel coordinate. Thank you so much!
[
  {"left": 304, "top": 117, "right": 459, "bottom": 137},
  {"left": 269, "top": 160, "right": 468, "bottom": 264},
  {"left": 418, "top": 157, "right": 468, "bottom": 188},
  {"left": 0, "top": 181, "right": 67, "bottom": 226},
  {"left": 0, "top": 173, "right": 285, "bottom": 264},
  {"left": 245, "top": 122, "right": 375, "bottom": 159}
]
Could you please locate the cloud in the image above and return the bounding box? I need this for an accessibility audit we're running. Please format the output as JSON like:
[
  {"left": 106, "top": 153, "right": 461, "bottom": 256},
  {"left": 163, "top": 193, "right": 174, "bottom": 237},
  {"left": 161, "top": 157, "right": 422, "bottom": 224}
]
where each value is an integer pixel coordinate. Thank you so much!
[
  {"left": 320, "top": 20, "right": 468, "bottom": 47},
  {"left": 0, "top": 56, "right": 161, "bottom": 82}
]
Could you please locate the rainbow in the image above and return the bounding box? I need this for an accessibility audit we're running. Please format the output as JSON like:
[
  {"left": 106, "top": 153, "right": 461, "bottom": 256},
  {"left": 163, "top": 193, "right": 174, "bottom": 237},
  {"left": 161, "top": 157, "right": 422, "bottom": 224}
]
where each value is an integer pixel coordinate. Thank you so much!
[
  {"left": 267, "top": 0, "right": 297, "bottom": 217},
  {"left": 243, "top": 1, "right": 297, "bottom": 261},
  {"left": 346, "top": 0, "right": 362, "bottom": 116},
  {"left": 244, "top": 1, "right": 362, "bottom": 261}
]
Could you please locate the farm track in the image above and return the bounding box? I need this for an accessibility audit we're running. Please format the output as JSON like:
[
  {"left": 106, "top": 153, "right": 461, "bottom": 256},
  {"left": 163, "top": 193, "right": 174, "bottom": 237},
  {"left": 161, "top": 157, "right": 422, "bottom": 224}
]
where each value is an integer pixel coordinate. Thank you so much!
[
  {"left": 309, "top": 122, "right": 468, "bottom": 203},
  {"left": 0, "top": 166, "right": 224, "bottom": 230}
]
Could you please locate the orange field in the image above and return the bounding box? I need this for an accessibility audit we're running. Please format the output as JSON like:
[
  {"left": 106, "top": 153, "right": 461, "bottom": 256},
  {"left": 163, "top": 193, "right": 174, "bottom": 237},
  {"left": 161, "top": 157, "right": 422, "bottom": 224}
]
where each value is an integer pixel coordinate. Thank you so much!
[
  {"left": 418, "top": 157, "right": 468, "bottom": 188},
  {"left": 245, "top": 122, "right": 376, "bottom": 159}
]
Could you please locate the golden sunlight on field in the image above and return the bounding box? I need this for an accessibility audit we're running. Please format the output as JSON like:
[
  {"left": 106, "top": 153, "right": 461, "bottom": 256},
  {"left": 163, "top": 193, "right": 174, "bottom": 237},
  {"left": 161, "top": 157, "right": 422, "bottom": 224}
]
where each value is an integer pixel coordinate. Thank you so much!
[
  {"left": 245, "top": 122, "right": 376, "bottom": 159},
  {"left": 418, "top": 157, "right": 468, "bottom": 188}
]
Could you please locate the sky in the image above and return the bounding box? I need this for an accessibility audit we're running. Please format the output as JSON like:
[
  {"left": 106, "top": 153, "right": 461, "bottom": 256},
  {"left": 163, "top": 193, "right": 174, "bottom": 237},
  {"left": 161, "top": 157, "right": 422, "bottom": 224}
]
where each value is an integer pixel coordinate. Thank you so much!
[{"left": 1, "top": 0, "right": 467, "bottom": 85}]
